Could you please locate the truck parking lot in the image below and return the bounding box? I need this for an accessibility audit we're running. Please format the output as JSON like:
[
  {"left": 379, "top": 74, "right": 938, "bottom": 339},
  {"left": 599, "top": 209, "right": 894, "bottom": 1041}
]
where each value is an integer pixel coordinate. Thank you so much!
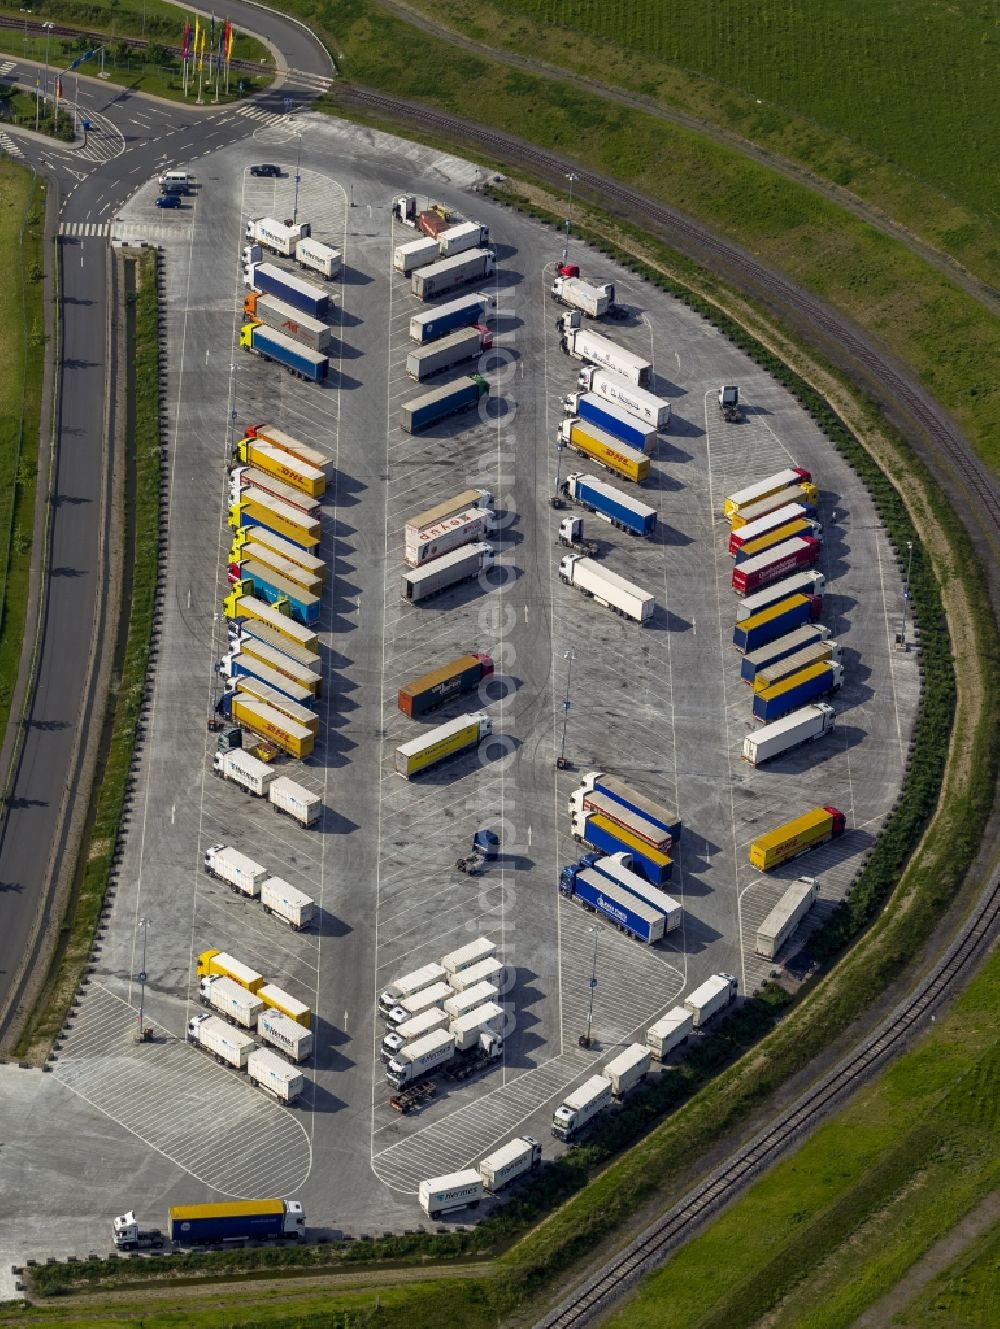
[{"left": 0, "top": 110, "right": 920, "bottom": 1253}]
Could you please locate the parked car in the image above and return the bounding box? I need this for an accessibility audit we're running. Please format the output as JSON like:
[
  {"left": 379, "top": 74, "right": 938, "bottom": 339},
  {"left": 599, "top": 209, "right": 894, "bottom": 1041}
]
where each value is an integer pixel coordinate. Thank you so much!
[
  {"left": 250, "top": 163, "right": 282, "bottom": 177},
  {"left": 156, "top": 194, "right": 183, "bottom": 209}
]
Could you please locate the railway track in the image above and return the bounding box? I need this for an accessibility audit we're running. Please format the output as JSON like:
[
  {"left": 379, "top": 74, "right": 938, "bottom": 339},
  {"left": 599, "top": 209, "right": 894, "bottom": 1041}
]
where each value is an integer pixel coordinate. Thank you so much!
[{"left": 537, "top": 866, "right": 1000, "bottom": 1327}]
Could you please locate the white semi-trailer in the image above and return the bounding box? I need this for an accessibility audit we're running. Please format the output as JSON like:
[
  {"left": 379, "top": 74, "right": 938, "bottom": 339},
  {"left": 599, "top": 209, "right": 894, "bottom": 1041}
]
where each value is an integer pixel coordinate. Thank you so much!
[{"left": 559, "top": 554, "right": 654, "bottom": 624}]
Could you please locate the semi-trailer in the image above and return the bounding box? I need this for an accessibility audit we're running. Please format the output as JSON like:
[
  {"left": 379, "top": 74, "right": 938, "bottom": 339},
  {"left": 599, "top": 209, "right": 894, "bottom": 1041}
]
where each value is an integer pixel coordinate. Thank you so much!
[
  {"left": 381, "top": 1007, "right": 451, "bottom": 1062},
  {"left": 735, "top": 571, "right": 825, "bottom": 621},
  {"left": 559, "top": 554, "right": 654, "bottom": 624},
  {"left": 225, "top": 596, "right": 319, "bottom": 654},
  {"left": 571, "top": 810, "right": 673, "bottom": 885},
  {"left": 240, "top": 322, "right": 328, "bottom": 384},
  {"left": 739, "top": 624, "right": 832, "bottom": 683},
  {"left": 199, "top": 974, "right": 265, "bottom": 1029},
  {"left": 261, "top": 877, "right": 316, "bottom": 930},
  {"left": 749, "top": 807, "right": 846, "bottom": 870},
  {"left": 204, "top": 844, "right": 268, "bottom": 897},
  {"left": 562, "top": 472, "right": 657, "bottom": 537},
  {"left": 401, "top": 542, "right": 494, "bottom": 602},
  {"left": 218, "top": 655, "right": 315, "bottom": 710},
  {"left": 220, "top": 679, "right": 318, "bottom": 737},
  {"left": 166, "top": 1199, "right": 305, "bottom": 1245},
  {"left": 559, "top": 865, "right": 668, "bottom": 944},
  {"left": 398, "top": 653, "right": 494, "bottom": 718},
  {"left": 577, "top": 364, "right": 671, "bottom": 429},
  {"left": 244, "top": 424, "right": 332, "bottom": 477},
  {"left": 589, "top": 854, "right": 682, "bottom": 931},
  {"left": 222, "top": 692, "right": 315, "bottom": 759},
  {"left": 441, "top": 937, "right": 497, "bottom": 976},
  {"left": 395, "top": 713, "right": 492, "bottom": 778},
  {"left": 296, "top": 236, "right": 341, "bottom": 279},
  {"left": 407, "top": 487, "right": 494, "bottom": 530},
  {"left": 269, "top": 776, "right": 322, "bottom": 828},
  {"left": 385, "top": 982, "right": 455, "bottom": 1026},
  {"left": 734, "top": 518, "right": 822, "bottom": 564},
  {"left": 234, "top": 637, "right": 320, "bottom": 700},
  {"left": 439, "top": 220, "right": 490, "bottom": 255},
  {"left": 212, "top": 747, "right": 276, "bottom": 798},
  {"left": 229, "top": 538, "right": 322, "bottom": 596},
  {"left": 196, "top": 949, "right": 264, "bottom": 993},
  {"left": 242, "top": 292, "right": 332, "bottom": 354},
  {"left": 229, "top": 562, "right": 320, "bottom": 625},
  {"left": 243, "top": 261, "right": 330, "bottom": 319},
  {"left": 230, "top": 490, "right": 321, "bottom": 550},
  {"left": 258, "top": 1008, "right": 313, "bottom": 1062},
  {"left": 603, "top": 1044, "right": 651, "bottom": 1099},
  {"left": 723, "top": 468, "right": 813, "bottom": 518},
  {"left": 404, "top": 505, "right": 496, "bottom": 567},
  {"left": 558, "top": 313, "right": 653, "bottom": 389},
  {"left": 732, "top": 594, "right": 816, "bottom": 654},
  {"left": 563, "top": 392, "right": 657, "bottom": 455},
  {"left": 732, "top": 537, "right": 822, "bottom": 595},
  {"left": 450, "top": 1000, "right": 504, "bottom": 1051},
  {"left": 248, "top": 1047, "right": 305, "bottom": 1103},
  {"left": 684, "top": 973, "right": 738, "bottom": 1027},
  {"left": 233, "top": 523, "right": 326, "bottom": 579},
  {"left": 552, "top": 1076, "right": 613, "bottom": 1140},
  {"left": 234, "top": 436, "right": 326, "bottom": 498},
  {"left": 646, "top": 1006, "right": 694, "bottom": 1060},
  {"left": 418, "top": 1171, "right": 484, "bottom": 1218},
  {"left": 385, "top": 1024, "right": 502, "bottom": 1087},
  {"left": 753, "top": 640, "right": 840, "bottom": 692},
  {"left": 729, "top": 503, "right": 810, "bottom": 552},
  {"left": 379, "top": 963, "right": 449, "bottom": 1015},
  {"left": 245, "top": 217, "right": 310, "bottom": 257},
  {"left": 400, "top": 374, "right": 490, "bottom": 433},
  {"left": 410, "top": 291, "right": 496, "bottom": 343},
  {"left": 577, "top": 772, "right": 681, "bottom": 845},
  {"left": 406, "top": 325, "right": 492, "bottom": 381},
  {"left": 756, "top": 876, "right": 820, "bottom": 958},
  {"left": 479, "top": 1137, "right": 542, "bottom": 1192},
  {"left": 551, "top": 275, "right": 615, "bottom": 318},
  {"left": 448, "top": 956, "right": 505, "bottom": 993},
  {"left": 229, "top": 465, "right": 321, "bottom": 518},
  {"left": 743, "top": 703, "right": 837, "bottom": 766},
  {"left": 569, "top": 788, "right": 671, "bottom": 851},
  {"left": 558, "top": 418, "right": 650, "bottom": 484},
  {"left": 187, "top": 1013, "right": 255, "bottom": 1069},
  {"left": 752, "top": 660, "right": 844, "bottom": 723},
  {"left": 411, "top": 248, "right": 496, "bottom": 299},
  {"left": 259, "top": 983, "right": 312, "bottom": 1028},
  {"left": 729, "top": 482, "right": 820, "bottom": 530},
  {"left": 393, "top": 236, "right": 440, "bottom": 273},
  {"left": 443, "top": 980, "right": 499, "bottom": 1018}
]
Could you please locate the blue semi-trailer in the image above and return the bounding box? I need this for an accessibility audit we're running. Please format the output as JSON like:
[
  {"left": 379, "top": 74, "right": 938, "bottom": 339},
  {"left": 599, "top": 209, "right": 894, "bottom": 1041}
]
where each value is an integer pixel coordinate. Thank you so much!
[
  {"left": 563, "top": 472, "right": 657, "bottom": 537},
  {"left": 559, "top": 864, "right": 666, "bottom": 944},
  {"left": 579, "top": 771, "right": 681, "bottom": 845},
  {"left": 245, "top": 261, "right": 329, "bottom": 318},
  {"left": 732, "top": 593, "right": 814, "bottom": 654},
  {"left": 739, "top": 624, "right": 830, "bottom": 683},
  {"left": 240, "top": 322, "right": 328, "bottom": 383},
  {"left": 229, "top": 559, "right": 320, "bottom": 625},
  {"left": 572, "top": 810, "right": 673, "bottom": 885},
  {"left": 409, "top": 292, "right": 495, "bottom": 344},
  {"left": 565, "top": 392, "right": 658, "bottom": 454},
  {"left": 400, "top": 374, "right": 489, "bottom": 433},
  {"left": 167, "top": 1199, "right": 306, "bottom": 1245},
  {"left": 752, "top": 661, "right": 844, "bottom": 724}
]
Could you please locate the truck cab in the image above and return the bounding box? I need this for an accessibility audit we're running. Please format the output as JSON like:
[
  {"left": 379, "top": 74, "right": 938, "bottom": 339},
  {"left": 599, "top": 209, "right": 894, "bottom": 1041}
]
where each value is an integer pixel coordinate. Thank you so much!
[{"left": 112, "top": 1211, "right": 164, "bottom": 1251}]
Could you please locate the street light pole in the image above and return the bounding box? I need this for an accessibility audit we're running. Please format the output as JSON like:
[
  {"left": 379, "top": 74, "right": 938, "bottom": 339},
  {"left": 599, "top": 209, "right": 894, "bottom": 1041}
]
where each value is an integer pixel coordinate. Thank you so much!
[
  {"left": 292, "top": 135, "right": 303, "bottom": 224},
  {"left": 583, "top": 927, "right": 598, "bottom": 1048},
  {"left": 554, "top": 439, "right": 566, "bottom": 501},
  {"left": 135, "top": 918, "right": 149, "bottom": 1042},
  {"left": 900, "top": 540, "right": 914, "bottom": 647},
  {"left": 558, "top": 649, "right": 575, "bottom": 768},
  {"left": 561, "top": 171, "right": 579, "bottom": 265}
]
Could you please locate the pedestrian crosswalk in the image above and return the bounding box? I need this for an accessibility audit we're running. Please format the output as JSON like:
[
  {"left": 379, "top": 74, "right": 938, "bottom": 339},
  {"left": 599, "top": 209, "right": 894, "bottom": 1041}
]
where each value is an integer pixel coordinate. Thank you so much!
[
  {"left": 59, "top": 221, "right": 109, "bottom": 237},
  {"left": 286, "top": 67, "right": 334, "bottom": 93},
  {"left": 236, "top": 106, "right": 297, "bottom": 127},
  {"left": 0, "top": 130, "right": 23, "bottom": 159},
  {"left": 0, "top": 61, "right": 16, "bottom": 78}
]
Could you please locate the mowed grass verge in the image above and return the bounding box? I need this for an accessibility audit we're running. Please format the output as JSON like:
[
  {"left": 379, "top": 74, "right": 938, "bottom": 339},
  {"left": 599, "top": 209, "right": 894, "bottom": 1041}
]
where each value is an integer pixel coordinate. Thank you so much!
[
  {"left": 895, "top": 1214, "right": 1000, "bottom": 1329},
  {"left": 601, "top": 950, "right": 1000, "bottom": 1329},
  {"left": 0, "top": 163, "right": 45, "bottom": 753},
  {"left": 17, "top": 249, "right": 162, "bottom": 1057}
]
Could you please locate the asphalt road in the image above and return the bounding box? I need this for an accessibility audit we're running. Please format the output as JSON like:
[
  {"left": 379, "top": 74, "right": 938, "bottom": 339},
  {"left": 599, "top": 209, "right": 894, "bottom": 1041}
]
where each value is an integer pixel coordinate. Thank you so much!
[{"left": 0, "top": 8, "right": 334, "bottom": 1042}]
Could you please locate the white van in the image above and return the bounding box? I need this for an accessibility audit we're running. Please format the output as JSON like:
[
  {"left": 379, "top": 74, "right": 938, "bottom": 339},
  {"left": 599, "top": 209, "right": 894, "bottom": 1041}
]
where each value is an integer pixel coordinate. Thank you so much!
[{"left": 158, "top": 170, "right": 192, "bottom": 193}]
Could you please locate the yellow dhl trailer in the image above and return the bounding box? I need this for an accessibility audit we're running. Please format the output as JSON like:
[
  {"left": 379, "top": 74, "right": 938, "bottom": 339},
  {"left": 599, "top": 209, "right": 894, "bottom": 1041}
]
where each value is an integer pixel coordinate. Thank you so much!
[
  {"left": 228, "top": 693, "right": 315, "bottom": 759},
  {"left": 235, "top": 436, "right": 326, "bottom": 499},
  {"left": 223, "top": 589, "right": 319, "bottom": 653},
  {"left": 558, "top": 418, "right": 650, "bottom": 484},
  {"left": 395, "top": 714, "right": 491, "bottom": 778},
  {"left": 748, "top": 805, "right": 846, "bottom": 871}
]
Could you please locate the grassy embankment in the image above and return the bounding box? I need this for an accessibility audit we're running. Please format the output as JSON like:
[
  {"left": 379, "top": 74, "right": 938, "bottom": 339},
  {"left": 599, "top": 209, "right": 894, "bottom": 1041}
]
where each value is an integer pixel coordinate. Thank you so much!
[
  {"left": 0, "top": 163, "right": 45, "bottom": 752},
  {"left": 896, "top": 1218, "right": 1000, "bottom": 1329},
  {"left": 15, "top": 250, "right": 162, "bottom": 1056},
  {"left": 0, "top": 1, "right": 273, "bottom": 104}
]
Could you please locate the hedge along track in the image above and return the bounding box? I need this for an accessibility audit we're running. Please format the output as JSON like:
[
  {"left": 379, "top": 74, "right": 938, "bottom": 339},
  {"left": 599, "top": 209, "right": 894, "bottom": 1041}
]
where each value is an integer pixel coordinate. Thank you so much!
[{"left": 331, "top": 87, "right": 1000, "bottom": 1327}]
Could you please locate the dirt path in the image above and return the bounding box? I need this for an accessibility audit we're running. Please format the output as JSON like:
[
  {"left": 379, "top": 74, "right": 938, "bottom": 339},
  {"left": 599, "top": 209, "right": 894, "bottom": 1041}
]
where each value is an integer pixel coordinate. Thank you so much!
[{"left": 376, "top": 0, "right": 1000, "bottom": 322}]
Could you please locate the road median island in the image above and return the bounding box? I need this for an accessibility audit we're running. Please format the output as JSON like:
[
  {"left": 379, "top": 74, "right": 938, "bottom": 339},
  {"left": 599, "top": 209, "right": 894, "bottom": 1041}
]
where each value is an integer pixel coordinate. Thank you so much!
[
  {"left": 17, "top": 194, "right": 998, "bottom": 1328},
  {"left": 15, "top": 245, "right": 163, "bottom": 1060}
]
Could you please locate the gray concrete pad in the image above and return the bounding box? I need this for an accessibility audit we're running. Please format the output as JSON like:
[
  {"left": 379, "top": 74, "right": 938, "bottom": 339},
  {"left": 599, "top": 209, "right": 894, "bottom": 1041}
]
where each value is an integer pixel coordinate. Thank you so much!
[{"left": 0, "top": 111, "right": 918, "bottom": 1262}]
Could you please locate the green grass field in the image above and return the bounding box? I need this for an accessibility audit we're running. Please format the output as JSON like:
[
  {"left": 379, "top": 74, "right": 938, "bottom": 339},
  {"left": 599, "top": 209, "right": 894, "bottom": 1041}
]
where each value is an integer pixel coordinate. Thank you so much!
[
  {"left": 896, "top": 1219, "right": 1000, "bottom": 1329},
  {"left": 0, "top": 163, "right": 45, "bottom": 753}
]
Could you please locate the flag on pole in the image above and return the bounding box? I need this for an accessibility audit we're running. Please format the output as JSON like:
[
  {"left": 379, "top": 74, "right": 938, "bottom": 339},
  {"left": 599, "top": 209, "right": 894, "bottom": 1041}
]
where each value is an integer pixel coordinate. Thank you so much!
[
  {"left": 225, "top": 19, "right": 234, "bottom": 61},
  {"left": 194, "top": 16, "right": 201, "bottom": 70},
  {"left": 218, "top": 19, "right": 225, "bottom": 62},
  {"left": 209, "top": 14, "right": 215, "bottom": 69},
  {"left": 56, "top": 76, "right": 63, "bottom": 99},
  {"left": 181, "top": 20, "right": 191, "bottom": 62},
  {"left": 199, "top": 23, "right": 207, "bottom": 70}
]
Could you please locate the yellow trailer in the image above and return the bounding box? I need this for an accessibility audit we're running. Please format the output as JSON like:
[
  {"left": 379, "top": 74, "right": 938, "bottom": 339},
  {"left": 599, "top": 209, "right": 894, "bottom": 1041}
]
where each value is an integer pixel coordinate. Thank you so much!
[
  {"left": 245, "top": 424, "right": 331, "bottom": 477},
  {"left": 231, "top": 526, "right": 325, "bottom": 582},
  {"left": 223, "top": 589, "right": 319, "bottom": 653},
  {"left": 395, "top": 714, "right": 491, "bottom": 778},
  {"left": 562, "top": 419, "right": 650, "bottom": 484},
  {"left": 229, "top": 492, "right": 321, "bottom": 550},
  {"left": 232, "top": 676, "right": 320, "bottom": 734},
  {"left": 259, "top": 982, "right": 312, "bottom": 1028},
  {"left": 230, "top": 538, "right": 323, "bottom": 595},
  {"left": 229, "top": 693, "right": 315, "bottom": 759},
  {"left": 748, "top": 806, "right": 846, "bottom": 871},
  {"left": 236, "top": 436, "right": 325, "bottom": 499},
  {"left": 196, "top": 949, "right": 264, "bottom": 993}
]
